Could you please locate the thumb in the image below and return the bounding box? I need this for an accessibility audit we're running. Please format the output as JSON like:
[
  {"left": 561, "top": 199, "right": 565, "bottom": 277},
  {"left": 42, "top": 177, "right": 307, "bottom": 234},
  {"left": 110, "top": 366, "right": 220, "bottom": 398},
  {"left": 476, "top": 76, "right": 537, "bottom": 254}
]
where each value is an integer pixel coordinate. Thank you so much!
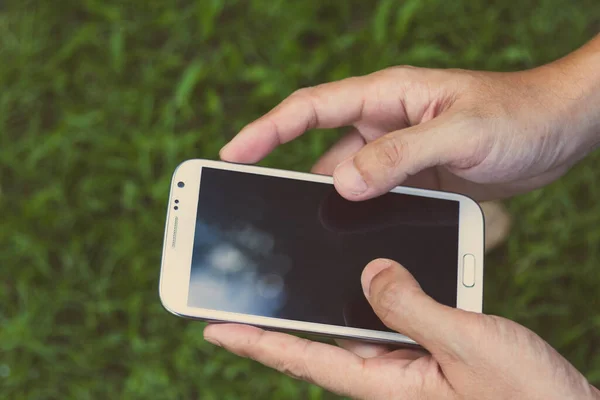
[
  {"left": 361, "top": 258, "right": 473, "bottom": 360},
  {"left": 333, "top": 113, "right": 482, "bottom": 200}
]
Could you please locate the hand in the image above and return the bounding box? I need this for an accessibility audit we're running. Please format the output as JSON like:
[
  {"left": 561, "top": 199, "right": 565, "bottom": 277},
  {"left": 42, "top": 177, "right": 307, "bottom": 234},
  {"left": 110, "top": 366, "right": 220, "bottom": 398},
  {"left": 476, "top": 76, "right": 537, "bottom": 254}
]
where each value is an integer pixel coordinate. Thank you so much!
[
  {"left": 220, "top": 38, "right": 600, "bottom": 201},
  {"left": 204, "top": 259, "right": 600, "bottom": 400}
]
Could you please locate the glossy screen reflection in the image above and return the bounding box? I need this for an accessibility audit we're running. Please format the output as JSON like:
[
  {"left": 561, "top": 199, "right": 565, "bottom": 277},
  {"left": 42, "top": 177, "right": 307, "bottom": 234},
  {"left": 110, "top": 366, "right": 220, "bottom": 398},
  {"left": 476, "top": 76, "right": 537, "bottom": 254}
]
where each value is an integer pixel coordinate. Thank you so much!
[{"left": 188, "top": 168, "right": 460, "bottom": 332}]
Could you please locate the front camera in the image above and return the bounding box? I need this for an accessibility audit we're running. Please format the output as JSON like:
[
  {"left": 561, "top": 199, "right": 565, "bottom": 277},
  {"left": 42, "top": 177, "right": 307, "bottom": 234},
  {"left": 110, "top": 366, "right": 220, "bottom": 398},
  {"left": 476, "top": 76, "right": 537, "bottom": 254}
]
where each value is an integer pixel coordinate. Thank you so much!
[{"left": 177, "top": 181, "right": 185, "bottom": 188}]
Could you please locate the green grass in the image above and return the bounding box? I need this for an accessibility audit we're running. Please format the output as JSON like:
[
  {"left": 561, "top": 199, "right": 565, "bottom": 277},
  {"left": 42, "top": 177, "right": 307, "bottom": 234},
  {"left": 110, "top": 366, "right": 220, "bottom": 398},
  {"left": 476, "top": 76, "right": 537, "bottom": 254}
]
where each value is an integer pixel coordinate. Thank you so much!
[{"left": 1, "top": 0, "right": 600, "bottom": 398}]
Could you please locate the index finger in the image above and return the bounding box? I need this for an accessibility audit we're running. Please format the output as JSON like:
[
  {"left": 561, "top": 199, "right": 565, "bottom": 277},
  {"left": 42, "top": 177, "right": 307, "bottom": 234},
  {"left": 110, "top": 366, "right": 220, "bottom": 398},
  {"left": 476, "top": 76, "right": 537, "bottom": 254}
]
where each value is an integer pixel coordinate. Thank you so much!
[
  {"left": 204, "top": 323, "right": 376, "bottom": 398},
  {"left": 219, "top": 76, "right": 370, "bottom": 163}
]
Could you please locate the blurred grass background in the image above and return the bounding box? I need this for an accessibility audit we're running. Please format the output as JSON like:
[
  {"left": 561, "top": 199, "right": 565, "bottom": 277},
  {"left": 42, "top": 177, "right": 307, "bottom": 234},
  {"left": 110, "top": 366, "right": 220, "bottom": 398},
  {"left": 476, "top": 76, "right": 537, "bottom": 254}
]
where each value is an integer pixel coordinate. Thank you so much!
[{"left": 1, "top": 0, "right": 600, "bottom": 398}]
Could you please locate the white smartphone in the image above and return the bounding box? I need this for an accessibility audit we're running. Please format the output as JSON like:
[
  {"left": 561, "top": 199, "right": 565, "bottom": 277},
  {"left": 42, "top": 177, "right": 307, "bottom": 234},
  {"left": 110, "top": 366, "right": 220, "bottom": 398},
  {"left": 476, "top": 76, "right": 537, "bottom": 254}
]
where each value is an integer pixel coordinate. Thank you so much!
[{"left": 159, "top": 159, "right": 484, "bottom": 346}]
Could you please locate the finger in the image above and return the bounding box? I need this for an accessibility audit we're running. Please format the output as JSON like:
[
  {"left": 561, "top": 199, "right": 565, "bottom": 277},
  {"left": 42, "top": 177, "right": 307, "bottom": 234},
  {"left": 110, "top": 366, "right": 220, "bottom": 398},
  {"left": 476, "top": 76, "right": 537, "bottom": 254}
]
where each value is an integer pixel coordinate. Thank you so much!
[
  {"left": 335, "top": 339, "right": 426, "bottom": 361},
  {"left": 361, "top": 259, "right": 473, "bottom": 361},
  {"left": 332, "top": 113, "right": 481, "bottom": 200},
  {"left": 220, "top": 76, "right": 371, "bottom": 163},
  {"left": 377, "top": 347, "right": 428, "bottom": 361},
  {"left": 311, "top": 128, "right": 366, "bottom": 175},
  {"left": 204, "top": 324, "right": 375, "bottom": 398},
  {"left": 334, "top": 338, "right": 390, "bottom": 358}
]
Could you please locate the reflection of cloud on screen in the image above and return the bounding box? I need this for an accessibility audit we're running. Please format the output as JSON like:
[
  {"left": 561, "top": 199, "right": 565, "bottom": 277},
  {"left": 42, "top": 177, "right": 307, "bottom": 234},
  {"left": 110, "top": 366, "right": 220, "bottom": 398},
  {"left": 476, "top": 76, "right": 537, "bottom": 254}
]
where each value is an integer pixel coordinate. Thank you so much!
[
  {"left": 188, "top": 221, "right": 288, "bottom": 317},
  {"left": 233, "top": 225, "right": 275, "bottom": 256},
  {"left": 189, "top": 269, "right": 286, "bottom": 316},
  {"left": 208, "top": 244, "right": 246, "bottom": 273},
  {"left": 256, "top": 273, "right": 284, "bottom": 299}
]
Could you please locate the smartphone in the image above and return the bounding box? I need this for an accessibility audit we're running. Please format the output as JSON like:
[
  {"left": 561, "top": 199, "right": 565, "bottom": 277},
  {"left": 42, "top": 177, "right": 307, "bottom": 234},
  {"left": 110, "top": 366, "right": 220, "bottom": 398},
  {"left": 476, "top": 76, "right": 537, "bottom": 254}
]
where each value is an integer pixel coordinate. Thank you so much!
[{"left": 159, "top": 159, "right": 484, "bottom": 346}]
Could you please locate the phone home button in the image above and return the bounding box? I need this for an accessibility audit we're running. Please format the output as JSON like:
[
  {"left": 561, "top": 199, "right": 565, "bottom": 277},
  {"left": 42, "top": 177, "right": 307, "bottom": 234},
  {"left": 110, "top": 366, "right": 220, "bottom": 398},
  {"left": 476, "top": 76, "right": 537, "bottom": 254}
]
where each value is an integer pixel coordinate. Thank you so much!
[{"left": 462, "top": 254, "right": 476, "bottom": 287}]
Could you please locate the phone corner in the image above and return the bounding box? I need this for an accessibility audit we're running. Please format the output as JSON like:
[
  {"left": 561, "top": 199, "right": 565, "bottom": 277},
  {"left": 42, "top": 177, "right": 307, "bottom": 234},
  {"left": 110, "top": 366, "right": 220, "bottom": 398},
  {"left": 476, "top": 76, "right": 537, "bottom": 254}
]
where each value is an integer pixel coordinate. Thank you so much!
[
  {"left": 172, "top": 158, "right": 200, "bottom": 177},
  {"left": 460, "top": 195, "right": 485, "bottom": 226},
  {"left": 157, "top": 282, "right": 183, "bottom": 319}
]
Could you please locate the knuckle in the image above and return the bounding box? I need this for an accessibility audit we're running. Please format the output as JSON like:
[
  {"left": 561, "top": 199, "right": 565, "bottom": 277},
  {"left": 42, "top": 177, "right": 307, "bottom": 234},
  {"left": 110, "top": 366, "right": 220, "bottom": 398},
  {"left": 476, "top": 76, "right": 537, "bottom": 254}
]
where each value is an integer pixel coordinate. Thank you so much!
[
  {"left": 352, "top": 156, "right": 375, "bottom": 186},
  {"left": 291, "top": 86, "right": 320, "bottom": 102},
  {"left": 274, "top": 338, "right": 313, "bottom": 382},
  {"left": 274, "top": 358, "right": 301, "bottom": 380},
  {"left": 458, "top": 314, "right": 489, "bottom": 344},
  {"left": 452, "top": 314, "right": 510, "bottom": 360},
  {"left": 374, "top": 137, "right": 405, "bottom": 168},
  {"left": 290, "top": 86, "right": 312, "bottom": 98},
  {"left": 374, "top": 65, "right": 432, "bottom": 86},
  {"left": 371, "top": 268, "right": 424, "bottom": 326},
  {"left": 380, "top": 64, "right": 419, "bottom": 76},
  {"left": 374, "top": 279, "right": 403, "bottom": 320},
  {"left": 243, "top": 329, "right": 268, "bottom": 359},
  {"left": 289, "top": 86, "right": 320, "bottom": 128},
  {"left": 484, "top": 315, "right": 540, "bottom": 347}
]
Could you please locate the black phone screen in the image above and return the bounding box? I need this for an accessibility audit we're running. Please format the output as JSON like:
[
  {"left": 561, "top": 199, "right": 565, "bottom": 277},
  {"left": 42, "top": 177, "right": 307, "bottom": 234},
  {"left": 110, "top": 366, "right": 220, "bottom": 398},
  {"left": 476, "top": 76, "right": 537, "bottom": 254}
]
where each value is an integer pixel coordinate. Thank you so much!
[{"left": 188, "top": 167, "right": 459, "bottom": 332}]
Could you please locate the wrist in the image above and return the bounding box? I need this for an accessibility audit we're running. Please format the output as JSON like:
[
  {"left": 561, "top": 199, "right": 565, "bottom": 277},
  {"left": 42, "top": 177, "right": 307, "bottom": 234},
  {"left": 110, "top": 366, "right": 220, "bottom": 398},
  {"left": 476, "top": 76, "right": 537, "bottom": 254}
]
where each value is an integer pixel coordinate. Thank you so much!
[{"left": 541, "top": 35, "right": 600, "bottom": 154}]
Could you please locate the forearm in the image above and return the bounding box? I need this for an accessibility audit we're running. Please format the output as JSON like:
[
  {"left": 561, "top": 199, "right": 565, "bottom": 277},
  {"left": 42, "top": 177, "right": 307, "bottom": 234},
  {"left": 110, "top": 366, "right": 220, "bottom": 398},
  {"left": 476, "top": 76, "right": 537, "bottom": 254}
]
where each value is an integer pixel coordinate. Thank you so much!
[
  {"left": 554, "top": 33, "right": 600, "bottom": 92},
  {"left": 544, "top": 34, "right": 600, "bottom": 151}
]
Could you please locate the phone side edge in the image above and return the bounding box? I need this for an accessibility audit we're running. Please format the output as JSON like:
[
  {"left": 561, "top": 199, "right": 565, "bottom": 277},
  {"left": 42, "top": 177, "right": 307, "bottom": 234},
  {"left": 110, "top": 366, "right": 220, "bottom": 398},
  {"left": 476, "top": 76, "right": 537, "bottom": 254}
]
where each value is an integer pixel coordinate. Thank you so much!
[
  {"left": 457, "top": 195, "right": 485, "bottom": 313},
  {"left": 159, "top": 159, "right": 203, "bottom": 316}
]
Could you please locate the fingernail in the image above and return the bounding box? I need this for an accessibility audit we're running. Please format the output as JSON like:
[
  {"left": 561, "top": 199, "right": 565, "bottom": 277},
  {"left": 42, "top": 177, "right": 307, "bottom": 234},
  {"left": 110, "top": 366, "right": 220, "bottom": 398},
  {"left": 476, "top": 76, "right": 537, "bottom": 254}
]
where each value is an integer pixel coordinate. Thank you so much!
[
  {"left": 219, "top": 142, "right": 231, "bottom": 159},
  {"left": 334, "top": 158, "right": 368, "bottom": 195},
  {"left": 362, "top": 259, "right": 393, "bottom": 298}
]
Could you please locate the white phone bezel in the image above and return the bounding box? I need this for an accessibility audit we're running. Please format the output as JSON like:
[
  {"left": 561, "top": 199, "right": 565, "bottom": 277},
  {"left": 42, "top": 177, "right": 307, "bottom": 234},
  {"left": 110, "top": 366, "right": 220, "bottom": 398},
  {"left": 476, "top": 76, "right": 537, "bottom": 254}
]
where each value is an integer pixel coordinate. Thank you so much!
[{"left": 159, "top": 159, "right": 484, "bottom": 346}]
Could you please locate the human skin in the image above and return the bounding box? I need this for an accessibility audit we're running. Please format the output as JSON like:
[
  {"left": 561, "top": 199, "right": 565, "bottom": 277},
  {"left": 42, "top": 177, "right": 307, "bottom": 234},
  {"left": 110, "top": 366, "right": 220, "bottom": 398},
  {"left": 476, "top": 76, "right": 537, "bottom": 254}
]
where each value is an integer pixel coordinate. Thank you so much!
[
  {"left": 205, "top": 35, "right": 600, "bottom": 399},
  {"left": 220, "top": 36, "right": 600, "bottom": 202},
  {"left": 205, "top": 259, "right": 600, "bottom": 399}
]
